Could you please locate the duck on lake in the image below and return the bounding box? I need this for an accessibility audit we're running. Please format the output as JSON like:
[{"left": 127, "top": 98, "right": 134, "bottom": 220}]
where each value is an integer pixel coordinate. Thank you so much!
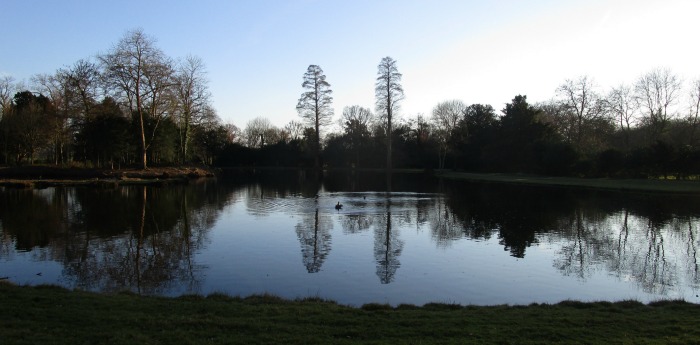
[{"left": 335, "top": 202, "right": 343, "bottom": 210}]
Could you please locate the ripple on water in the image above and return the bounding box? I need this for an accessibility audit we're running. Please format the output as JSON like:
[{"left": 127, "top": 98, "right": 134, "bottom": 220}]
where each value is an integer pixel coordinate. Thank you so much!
[{"left": 245, "top": 192, "right": 442, "bottom": 216}]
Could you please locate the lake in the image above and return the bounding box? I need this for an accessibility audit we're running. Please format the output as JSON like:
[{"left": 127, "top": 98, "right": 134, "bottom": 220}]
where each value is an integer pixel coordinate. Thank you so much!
[{"left": 1, "top": 171, "right": 699, "bottom": 306}]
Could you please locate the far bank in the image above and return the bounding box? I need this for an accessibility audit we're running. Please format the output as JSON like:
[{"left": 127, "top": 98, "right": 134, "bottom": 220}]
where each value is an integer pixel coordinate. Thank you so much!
[
  {"left": 0, "top": 165, "right": 217, "bottom": 188},
  {"left": 2, "top": 165, "right": 699, "bottom": 194},
  {"left": 436, "top": 170, "right": 700, "bottom": 194}
]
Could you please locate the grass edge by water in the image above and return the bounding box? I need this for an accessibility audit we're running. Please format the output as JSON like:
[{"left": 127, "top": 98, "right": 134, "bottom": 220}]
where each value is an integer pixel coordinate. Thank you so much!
[{"left": 1, "top": 283, "right": 699, "bottom": 344}]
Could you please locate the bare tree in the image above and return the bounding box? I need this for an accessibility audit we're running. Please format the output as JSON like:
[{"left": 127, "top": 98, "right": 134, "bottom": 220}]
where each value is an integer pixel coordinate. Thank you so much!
[
  {"left": 688, "top": 78, "right": 700, "bottom": 147},
  {"left": 223, "top": 122, "right": 242, "bottom": 144},
  {"left": 263, "top": 126, "right": 283, "bottom": 145},
  {"left": 340, "top": 105, "right": 373, "bottom": 131},
  {"left": 375, "top": 57, "right": 404, "bottom": 172},
  {"left": 341, "top": 105, "right": 373, "bottom": 168},
  {"left": 32, "top": 73, "right": 65, "bottom": 109},
  {"left": 244, "top": 117, "right": 276, "bottom": 148},
  {"left": 431, "top": 100, "right": 466, "bottom": 169},
  {"left": 556, "top": 75, "right": 606, "bottom": 152},
  {"left": 407, "top": 113, "right": 431, "bottom": 144},
  {"left": 296, "top": 65, "right": 333, "bottom": 171},
  {"left": 606, "top": 84, "right": 638, "bottom": 149},
  {"left": 174, "top": 55, "right": 211, "bottom": 163},
  {"left": 284, "top": 120, "right": 305, "bottom": 141},
  {"left": 61, "top": 59, "right": 101, "bottom": 119},
  {"left": 56, "top": 59, "right": 102, "bottom": 164},
  {"left": 431, "top": 100, "right": 464, "bottom": 132},
  {"left": 535, "top": 100, "right": 572, "bottom": 138},
  {"left": 634, "top": 68, "right": 682, "bottom": 142},
  {"left": 0, "top": 75, "right": 16, "bottom": 118},
  {"left": 99, "top": 28, "right": 174, "bottom": 169},
  {"left": 32, "top": 73, "right": 72, "bottom": 164}
]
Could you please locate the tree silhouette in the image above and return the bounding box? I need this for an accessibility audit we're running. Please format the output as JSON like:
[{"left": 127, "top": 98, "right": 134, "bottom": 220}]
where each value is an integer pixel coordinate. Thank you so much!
[
  {"left": 99, "top": 29, "right": 174, "bottom": 169},
  {"left": 375, "top": 57, "right": 404, "bottom": 173},
  {"left": 431, "top": 100, "right": 466, "bottom": 169},
  {"left": 297, "top": 65, "right": 333, "bottom": 172},
  {"left": 340, "top": 105, "right": 373, "bottom": 169},
  {"left": 634, "top": 68, "right": 681, "bottom": 143},
  {"left": 173, "top": 55, "right": 212, "bottom": 163}
]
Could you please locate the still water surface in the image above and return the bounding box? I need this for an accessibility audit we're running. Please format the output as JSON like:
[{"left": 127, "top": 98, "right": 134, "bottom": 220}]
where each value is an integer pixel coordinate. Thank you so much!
[{"left": 1, "top": 172, "right": 699, "bottom": 306}]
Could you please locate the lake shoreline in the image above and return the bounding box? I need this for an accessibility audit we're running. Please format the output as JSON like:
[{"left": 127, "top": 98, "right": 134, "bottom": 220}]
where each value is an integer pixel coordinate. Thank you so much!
[
  {"left": 3, "top": 166, "right": 698, "bottom": 194},
  {"left": 1, "top": 283, "right": 698, "bottom": 344},
  {"left": 0, "top": 165, "right": 218, "bottom": 188},
  {"left": 5, "top": 166, "right": 700, "bottom": 194}
]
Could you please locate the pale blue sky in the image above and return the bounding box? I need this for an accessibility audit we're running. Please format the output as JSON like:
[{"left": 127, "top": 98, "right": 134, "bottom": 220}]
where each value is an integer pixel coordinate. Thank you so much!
[{"left": 2, "top": 0, "right": 698, "bottom": 129}]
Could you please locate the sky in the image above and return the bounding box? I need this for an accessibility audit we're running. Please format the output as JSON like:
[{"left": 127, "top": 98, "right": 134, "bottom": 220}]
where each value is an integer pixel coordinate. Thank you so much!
[{"left": 1, "top": 0, "right": 699, "bottom": 130}]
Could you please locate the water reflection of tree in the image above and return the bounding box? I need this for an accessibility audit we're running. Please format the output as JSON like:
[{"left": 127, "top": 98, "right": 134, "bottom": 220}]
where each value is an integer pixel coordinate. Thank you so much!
[
  {"left": 0, "top": 181, "right": 234, "bottom": 295},
  {"left": 439, "top": 180, "right": 700, "bottom": 294},
  {"left": 232, "top": 172, "right": 332, "bottom": 273},
  {"left": 428, "top": 194, "right": 463, "bottom": 247},
  {"left": 0, "top": 188, "right": 71, "bottom": 250},
  {"left": 64, "top": 183, "right": 227, "bottom": 294},
  {"left": 340, "top": 214, "right": 373, "bottom": 234},
  {"left": 681, "top": 218, "right": 699, "bottom": 286},
  {"left": 374, "top": 203, "right": 404, "bottom": 284},
  {"left": 553, "top": 209, "right": 618, "bottom": 279},
  {"left": 442, "top": 182, "right": 568, "bottom": 257},
  {"left": 295, "top": 208, "right": 332, "bottom": 273},
  {"left": 549, "top": 201, "right": 699, "bottom": 294}
]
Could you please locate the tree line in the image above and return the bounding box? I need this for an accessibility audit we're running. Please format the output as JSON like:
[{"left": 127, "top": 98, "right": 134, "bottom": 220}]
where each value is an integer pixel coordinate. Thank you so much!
[
  {"left": 2, "top": 29, "right": 700, "bottom": 178},
  {"left": 222, "top": 65, "right": 700, "bottom": 179},
  {"left": 0, "top": 29, "right": 231, "bottom": 169}
]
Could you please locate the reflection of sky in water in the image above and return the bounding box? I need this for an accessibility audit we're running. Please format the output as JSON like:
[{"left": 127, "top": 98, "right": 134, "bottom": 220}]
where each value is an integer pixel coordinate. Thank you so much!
[
  {"left": 1, "top": 181, "right": 699, "bottom": 306},
  {"left": 1, "top": 246, "right": 64, "bottom": 286},
  {"left": 196, "top": 188, "right": 700, "bottom": 306}
]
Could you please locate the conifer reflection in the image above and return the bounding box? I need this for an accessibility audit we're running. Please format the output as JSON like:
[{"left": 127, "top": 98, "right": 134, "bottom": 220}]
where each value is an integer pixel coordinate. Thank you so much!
[
  {"left": 295, "top": 208, "right": 332, "bottom": 273},
  {"left": 374, "top": 202, "right": 404, "bottom": 284}
]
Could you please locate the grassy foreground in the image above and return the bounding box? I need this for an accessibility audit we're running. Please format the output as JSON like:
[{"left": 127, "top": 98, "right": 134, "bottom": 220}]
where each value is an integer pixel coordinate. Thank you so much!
[
  {"left": 1, "top": 284, "right": 699, "bottom": 344},
  {"left": 437, "top": 171, "right": 700, "bottom": 194}
]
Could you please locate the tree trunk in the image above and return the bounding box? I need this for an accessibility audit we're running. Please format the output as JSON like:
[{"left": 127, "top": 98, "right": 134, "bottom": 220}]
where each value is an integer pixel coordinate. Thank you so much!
[
  {"left": 139, "top": 111, "right": 148, "bottom": 169},
  {"left": 181, "top": 113, "right": 191, "bottom": 164},
  {"left": 386, "top": 102, "right": 392, "bottom": 173},
  {"left": 315, "top": 131, "right": 320, "bottom": 172}
]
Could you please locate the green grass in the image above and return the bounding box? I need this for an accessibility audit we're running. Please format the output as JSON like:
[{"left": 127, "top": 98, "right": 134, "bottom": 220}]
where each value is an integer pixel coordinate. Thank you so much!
[
  {"left": 1, "top": 284, "right": 699, "bottom": 344},
  {"left": 437, "top": 171, "right": 700, "bottom": 194}
]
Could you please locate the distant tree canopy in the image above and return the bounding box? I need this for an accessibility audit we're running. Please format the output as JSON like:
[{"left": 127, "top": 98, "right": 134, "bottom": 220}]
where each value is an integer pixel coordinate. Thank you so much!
[{"left": 2, "top": 29, "right": 700, "bottom": 179}]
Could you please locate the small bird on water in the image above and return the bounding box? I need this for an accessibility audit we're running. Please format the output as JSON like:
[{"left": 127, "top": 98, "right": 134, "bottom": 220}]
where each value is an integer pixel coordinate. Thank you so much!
[{"left": 335, "top": 202, "right": 343, "bottom": 210}]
